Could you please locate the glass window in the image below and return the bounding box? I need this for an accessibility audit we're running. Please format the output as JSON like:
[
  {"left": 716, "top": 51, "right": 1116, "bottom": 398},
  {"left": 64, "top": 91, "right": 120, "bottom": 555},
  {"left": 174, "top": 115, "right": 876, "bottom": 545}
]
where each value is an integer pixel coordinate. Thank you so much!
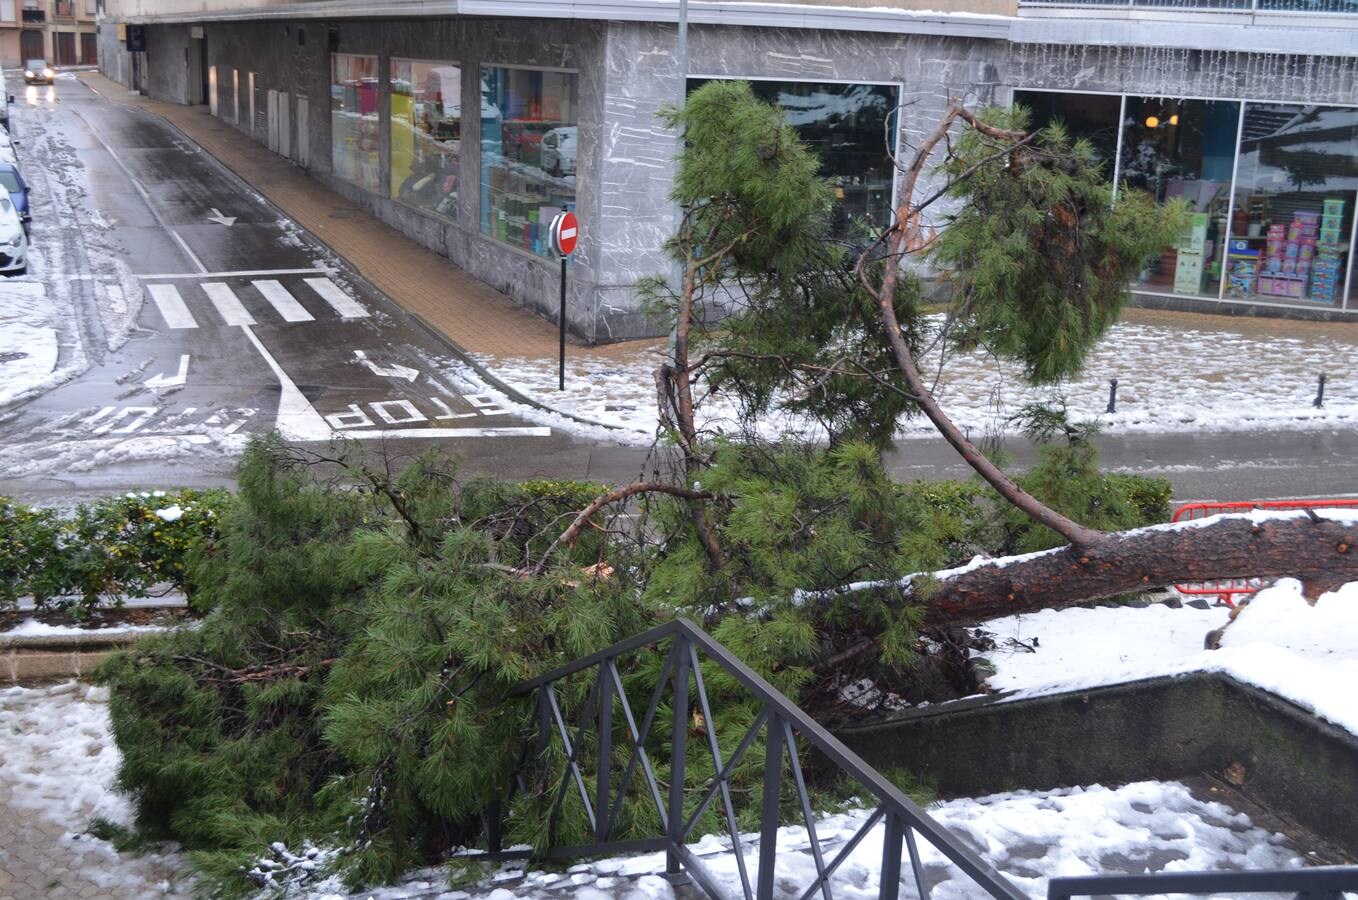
[
  {"left": 1227, "top": 103, "right": 1358, "bottom": 308},
  {"left": 330, "top": 54, "right": 380, "bottom": 193},
  {"left": 689, "top": 79, "right": 898, "bottom": 240},
  {"left": 1013, "top": 90, "right": 1121, "bottom": 178},
  {"left": 1120, "top": 97, "right": 1241, "bottom": 298},
  {"left": 391, "top": 59, "right": 462, "bottom": 222},
  {"left": 479, "top": 67, "right": 578, "bottom": 258},
  {"left": 0, "top": 172, "right": 20, "bottom": 192}
]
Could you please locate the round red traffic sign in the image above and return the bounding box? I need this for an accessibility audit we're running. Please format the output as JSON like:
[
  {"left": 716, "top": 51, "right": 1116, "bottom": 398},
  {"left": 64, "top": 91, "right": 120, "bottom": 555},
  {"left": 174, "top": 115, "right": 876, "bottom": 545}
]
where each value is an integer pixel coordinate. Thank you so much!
[{"left": 550, "top": 211, "right": 579, "bottom": 257}]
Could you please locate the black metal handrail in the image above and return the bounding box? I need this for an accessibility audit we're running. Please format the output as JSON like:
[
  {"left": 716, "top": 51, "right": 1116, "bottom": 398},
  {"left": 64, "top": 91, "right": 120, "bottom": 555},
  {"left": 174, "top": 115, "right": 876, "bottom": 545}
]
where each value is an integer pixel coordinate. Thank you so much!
[
  {"left": 481, "top": 618, "right": 1028, "bottom": 900},
  {"left": 1049, "top": 866, "right": 1358, "bottom": 897}
]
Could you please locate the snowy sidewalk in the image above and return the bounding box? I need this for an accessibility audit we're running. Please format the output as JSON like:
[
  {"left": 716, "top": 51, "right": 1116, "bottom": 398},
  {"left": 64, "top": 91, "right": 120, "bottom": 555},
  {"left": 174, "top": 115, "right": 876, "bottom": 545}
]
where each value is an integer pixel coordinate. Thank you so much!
[
  {"left": 0, "top": 682, "right": 189, "bottom": 899},
  {"left": 467, "top": 307, "right": 1358, "bottom": 444}
]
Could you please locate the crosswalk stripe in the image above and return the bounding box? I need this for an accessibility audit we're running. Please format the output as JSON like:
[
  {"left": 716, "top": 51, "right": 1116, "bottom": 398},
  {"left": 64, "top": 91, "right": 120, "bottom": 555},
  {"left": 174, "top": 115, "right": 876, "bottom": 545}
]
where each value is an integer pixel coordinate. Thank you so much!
[
  {"left": 252, "top": 280, "right": 314, "bottom": 323},
  {"left": 304, "top": 277, "right": 369, "bottom": 319},
  {"left": 147, "top": 284, "right": 198, "bottom": 329},
  {"left": 202, "top": 282, "right": 256, "bottom": 326}
]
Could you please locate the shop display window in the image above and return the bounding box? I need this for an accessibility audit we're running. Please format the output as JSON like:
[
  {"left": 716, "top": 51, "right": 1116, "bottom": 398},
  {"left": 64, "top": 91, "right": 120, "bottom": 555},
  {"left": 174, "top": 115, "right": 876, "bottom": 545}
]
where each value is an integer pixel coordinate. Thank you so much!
[
  {"left": 479, "top": 67, "right": 578, "bottom": 258},
  {"left": 391, "top": 59, "right": 462, "bottom": 222},
  {"left": 1012, "top": 90, "right": 1122, "bottom": 177},
  {"left": 690, "top": 79, "right": 899, "bottom": 239},
  {"left": 1227, "top": 103, "right": 1358, "bottom": 307},
  {"left": 331, "top": 54, "right": 380, "bottom": 193},
  {"left": 1119, "top": 97, "right": 1241, "bottom": 299}
]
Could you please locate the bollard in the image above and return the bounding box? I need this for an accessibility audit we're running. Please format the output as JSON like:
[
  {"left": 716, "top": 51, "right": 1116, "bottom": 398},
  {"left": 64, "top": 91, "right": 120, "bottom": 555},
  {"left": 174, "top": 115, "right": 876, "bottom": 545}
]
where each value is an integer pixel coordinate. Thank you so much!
[
  {"left": 1315, "top": 373, "right": 1327, "bottom": 409},
  {"left": 1106, "top": 378, "right": 1118, "bottom": 414}
]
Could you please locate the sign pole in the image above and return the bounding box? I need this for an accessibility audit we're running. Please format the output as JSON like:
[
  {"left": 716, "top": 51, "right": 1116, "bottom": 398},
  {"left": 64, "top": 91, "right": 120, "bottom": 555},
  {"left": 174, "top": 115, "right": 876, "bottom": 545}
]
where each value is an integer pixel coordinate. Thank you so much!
[
  {"left": 548, "top": 210, "right": 579, "bottom": 392},
  {"left": 558, "top": 255, "right": 567, "bottom": 391}
]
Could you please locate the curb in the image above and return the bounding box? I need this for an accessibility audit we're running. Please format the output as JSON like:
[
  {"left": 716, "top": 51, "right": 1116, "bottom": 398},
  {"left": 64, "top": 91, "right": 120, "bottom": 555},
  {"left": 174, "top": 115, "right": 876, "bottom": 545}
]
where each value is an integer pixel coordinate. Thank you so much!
[{"left": 77, "top": 73, "right": 645, "bottom": 439}]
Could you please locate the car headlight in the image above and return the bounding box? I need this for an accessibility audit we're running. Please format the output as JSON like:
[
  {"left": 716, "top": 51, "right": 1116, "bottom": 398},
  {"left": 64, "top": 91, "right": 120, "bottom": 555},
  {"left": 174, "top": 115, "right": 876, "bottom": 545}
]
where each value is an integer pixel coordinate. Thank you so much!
[
  {"left": 3, "top": 232, "right": 21, "bottom": 248},
  {"left": 23, "top": 71, "right": 32, "bottom": 78},
  {"left": 43, "top": 69, "right": 53, "bottom": 79}
]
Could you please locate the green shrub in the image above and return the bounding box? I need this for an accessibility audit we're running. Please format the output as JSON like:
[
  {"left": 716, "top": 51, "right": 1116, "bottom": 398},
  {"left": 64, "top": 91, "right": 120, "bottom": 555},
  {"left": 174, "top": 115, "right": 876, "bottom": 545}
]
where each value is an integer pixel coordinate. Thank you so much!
[{"left": 0, "top": 489, "right": 232, "bottom": 614}]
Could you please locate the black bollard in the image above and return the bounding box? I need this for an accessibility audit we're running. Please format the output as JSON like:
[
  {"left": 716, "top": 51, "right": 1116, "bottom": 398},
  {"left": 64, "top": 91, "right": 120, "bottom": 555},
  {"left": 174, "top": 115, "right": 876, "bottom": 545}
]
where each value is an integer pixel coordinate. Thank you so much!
[
  {"left": 1314, "top": 373, "right": 1327, "bottom": 409},
  {"left": 1106, "top": 378, "right": 1118, "bottom": 414}
]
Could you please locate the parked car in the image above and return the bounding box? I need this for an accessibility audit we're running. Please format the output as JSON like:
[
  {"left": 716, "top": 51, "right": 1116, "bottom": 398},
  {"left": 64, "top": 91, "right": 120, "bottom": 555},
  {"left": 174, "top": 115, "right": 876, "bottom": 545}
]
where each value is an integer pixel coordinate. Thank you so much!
[
  {"left": 0, "top": 194, "right": 29, "bottom": 275},
  {"left": 24, "top": 60, "right": 54, "bottom": 86},
  {"left": 0, "top": 163, "right": 31, "bottom": 231},
  {"left": 0, "top": 128, "right": 19, "bottom": 167},
  {"left": 541, "top": 126, "right": 577, "bottom": 177}
]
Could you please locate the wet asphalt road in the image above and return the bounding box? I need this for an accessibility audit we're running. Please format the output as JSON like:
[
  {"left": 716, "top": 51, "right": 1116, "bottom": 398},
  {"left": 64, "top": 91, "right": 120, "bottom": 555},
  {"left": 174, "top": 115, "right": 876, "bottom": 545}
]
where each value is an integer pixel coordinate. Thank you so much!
[{"left": 1, "top": 76, "right": 1357, "bottom": 504}]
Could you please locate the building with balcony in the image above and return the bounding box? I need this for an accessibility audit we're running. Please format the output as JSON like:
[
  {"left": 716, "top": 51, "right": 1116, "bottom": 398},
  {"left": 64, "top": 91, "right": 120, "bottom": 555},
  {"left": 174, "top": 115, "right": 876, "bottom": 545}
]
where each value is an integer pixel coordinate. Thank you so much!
[
  {"left": 4, "top": 0, "right": 98, "bottom": 69},
  {"left": 96, "top": 0, "right": 1358, "bottom": 339}
]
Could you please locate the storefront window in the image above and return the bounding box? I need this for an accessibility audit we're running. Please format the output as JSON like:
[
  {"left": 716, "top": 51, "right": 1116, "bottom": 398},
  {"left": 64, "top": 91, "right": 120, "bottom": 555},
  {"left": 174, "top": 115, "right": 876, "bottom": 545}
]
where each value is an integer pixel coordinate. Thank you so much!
[
  {"left": 689, "top": 79, "right": 898, "bottom": 239},
  {"left": 1013, "top": 90, "right": 1121, "bottom": 177},
  {"left": 479, "top": 67, "right": 578, "bottom": 258},
  {"left": 331, "top": 54, "right": 380, "bottom": 193},
  {"left": 391, "top": 59, "right": 462, "bottom": 222},
  {"left": 1119, "top": 97, "right": 1241, "bottom": 298},
  {"left": 1227, "top": 103, "right": 1358, "bottom": 307}
]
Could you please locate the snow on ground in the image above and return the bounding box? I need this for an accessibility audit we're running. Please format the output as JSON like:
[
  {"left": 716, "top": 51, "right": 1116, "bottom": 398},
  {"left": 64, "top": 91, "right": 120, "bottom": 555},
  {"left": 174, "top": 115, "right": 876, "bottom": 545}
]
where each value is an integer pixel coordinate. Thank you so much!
[
  {"left": 0, "top": 280, "right": 73, "bottom": 406},
  {"left": 0, "top": 681, "right": 190, "bottom": 894},
  {"left": 470, "top": 315, "right": 1358, "bottom": 444},
  {"left": 1, "top": 618, "right": 169, "bottom": 637},
  {"left": 978, "top": 578, "right": 1358, "bottom": 736},
  {"left": 350, "top": 781, "right": 1300, "bottom": 899}
]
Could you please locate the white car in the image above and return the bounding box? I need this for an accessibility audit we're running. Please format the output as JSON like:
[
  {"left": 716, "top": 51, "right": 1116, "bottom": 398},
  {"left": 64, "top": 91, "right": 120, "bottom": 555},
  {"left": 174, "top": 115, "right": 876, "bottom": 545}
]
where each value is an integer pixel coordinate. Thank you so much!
[
  {"left": 541, "top": 126, "right": 576, "bottom": 177},
  {"left": 0, "top": 194, "right": 28, "bottom": 275},
  {"left": 0, "top": 128, "right": 18, "bottom": 166}
]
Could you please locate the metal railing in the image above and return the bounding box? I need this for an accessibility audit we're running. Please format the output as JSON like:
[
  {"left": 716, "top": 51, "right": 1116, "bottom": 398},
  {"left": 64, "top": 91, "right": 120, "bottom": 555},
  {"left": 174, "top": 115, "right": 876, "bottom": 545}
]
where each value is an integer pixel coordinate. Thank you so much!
[
  {"left": 1172, "top": 499, "right": 1358, "bottom": 604},
  {"left": 479, "top": 618, "right": 1028, "bottom": 900},
  {"left": 1049, "top": 866, "right": 1358, "bottom": 897},
  {"left": 1020, "top": 0, "right": 1358, "bottom": 13}
]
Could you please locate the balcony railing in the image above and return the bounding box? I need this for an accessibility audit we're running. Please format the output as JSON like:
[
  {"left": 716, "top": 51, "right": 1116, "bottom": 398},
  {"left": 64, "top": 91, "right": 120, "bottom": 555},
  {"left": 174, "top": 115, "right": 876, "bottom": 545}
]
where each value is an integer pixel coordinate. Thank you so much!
[
  {"left": 1020, "top": 0, "right": 1358, "bottom": 12},
  {"left": 55, "top": 0, "right": 72, "bottom": 17}
]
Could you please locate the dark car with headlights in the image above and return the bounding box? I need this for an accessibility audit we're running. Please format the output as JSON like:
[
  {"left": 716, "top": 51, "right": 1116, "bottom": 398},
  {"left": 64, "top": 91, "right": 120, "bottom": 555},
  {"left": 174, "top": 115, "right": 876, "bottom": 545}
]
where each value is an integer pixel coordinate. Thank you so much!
[{"left": 24, "top": 60, "right": 54, "bottom": 85}]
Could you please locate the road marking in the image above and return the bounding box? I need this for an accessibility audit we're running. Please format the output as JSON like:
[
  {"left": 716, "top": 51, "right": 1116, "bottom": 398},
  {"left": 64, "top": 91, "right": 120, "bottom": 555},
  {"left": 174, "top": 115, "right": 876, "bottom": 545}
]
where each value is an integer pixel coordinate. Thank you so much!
[
  {"left": 147, "top": 284, "right": 198, "bottom": 329},
  {"left": 203, "top": 282, "right": 256, "bottom": 326},
  {"left": 252, "top": 280, "right": 314, "bottom": 323},
  {"left": 206, "top": 207, "right": 237, "bottom": 226},
  {"left": 138, "top": 268, "right": 327, "bottom": 280},
  {"left": 354, "top": 350, "right": 418, "bottom": 381},
  {"left": 77, "top": 114, "right": 210, "bottom": 275},
  {"left": 304, "top": 277, "right": 368, "bottom": 319},
  {"left": 145, "top": 355, "right": 190, "bottom": 389},
  {"left": 238, "top": 324, "right": 332, "bottom": 441},
  {"left": 371, "top": 400, "right": 425, "bottom": 424},
  {"left": 343, "top": 427, "right": 552, "bottom": 439}
]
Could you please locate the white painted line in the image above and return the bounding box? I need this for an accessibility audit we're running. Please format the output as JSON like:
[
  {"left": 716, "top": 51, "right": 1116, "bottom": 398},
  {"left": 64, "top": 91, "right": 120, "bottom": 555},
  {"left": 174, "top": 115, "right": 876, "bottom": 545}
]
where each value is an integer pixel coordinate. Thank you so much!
[
  {"left": 238, "top": 325, "right": 332, "bottom": 441},
  {"left": 252, "top": 280, "right": 314, "bottom": 323},
  {"left": 169, "top": 230, "right": 210, "bottom": 274},
  {"left": 147, "top": 284, "right": 199, "bottom": 329},
  {"left": 203, "top": 282, "right": 256, "bottom": 326},
  {"left": 138, "top": 268, "right": 327, "bottom": 280},
  {"left": 304, "top": 277, "right": 368, "bottom": 319},
  {"left": 342, "top": 427, "right": 553, "bottom": 439}
]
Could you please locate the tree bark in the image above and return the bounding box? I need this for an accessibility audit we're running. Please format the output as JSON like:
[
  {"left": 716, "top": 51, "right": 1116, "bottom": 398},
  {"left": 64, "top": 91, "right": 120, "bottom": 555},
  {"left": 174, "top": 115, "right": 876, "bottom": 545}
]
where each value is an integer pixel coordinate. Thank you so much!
[{"left": 912, "top": 513, "right": 1358, "bottom": 626}]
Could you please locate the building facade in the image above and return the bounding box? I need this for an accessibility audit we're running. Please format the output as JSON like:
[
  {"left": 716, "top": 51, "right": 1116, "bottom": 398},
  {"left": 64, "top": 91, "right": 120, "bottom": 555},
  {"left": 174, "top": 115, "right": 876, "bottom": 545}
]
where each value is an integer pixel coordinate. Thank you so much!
[
  {"left": 97, "top": 0, "right": 1358, "bottom": 340},
  {"left": 1, "top": 0, "right": 98, "bottom": 69}
]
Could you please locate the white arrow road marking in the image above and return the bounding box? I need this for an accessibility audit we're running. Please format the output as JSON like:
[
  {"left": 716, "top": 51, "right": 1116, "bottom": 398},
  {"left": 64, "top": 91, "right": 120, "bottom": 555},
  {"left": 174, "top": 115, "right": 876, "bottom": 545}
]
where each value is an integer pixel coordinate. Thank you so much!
[
  {"left": 145, "top": 354, "right": 190, "bottom": 389},
  {"left": 206, "top": 207, "right": 237, "bottom": 226},
  {"left": 354, "top": 350, "right": 418, "bottom": 382}
]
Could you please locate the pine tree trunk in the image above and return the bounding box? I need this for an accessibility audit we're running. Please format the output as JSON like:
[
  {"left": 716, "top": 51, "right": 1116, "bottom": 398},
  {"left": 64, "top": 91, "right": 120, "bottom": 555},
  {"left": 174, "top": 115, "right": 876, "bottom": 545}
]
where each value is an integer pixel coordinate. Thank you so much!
[{"left": 919, "top": 513, "right": 1358, "bottom": 625}]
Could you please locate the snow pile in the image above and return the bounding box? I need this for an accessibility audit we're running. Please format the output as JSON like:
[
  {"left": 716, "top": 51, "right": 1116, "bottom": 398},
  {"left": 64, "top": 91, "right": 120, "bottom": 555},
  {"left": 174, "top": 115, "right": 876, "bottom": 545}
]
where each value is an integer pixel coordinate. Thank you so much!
[
  {"left": 981, "top": 578, "right": 1358, "bottom": 736},
  {"left": 1, "top": 618, "right": 168, "bottom": 638},
  {"left": 0, "top": 280, "right": 66, "bottom": 406},
  {"left": 471, "top": 314, "right": 1358, "bottom": 444},
  {"left": 425, "top": 781, "right": 1299, "bottom": 900}
]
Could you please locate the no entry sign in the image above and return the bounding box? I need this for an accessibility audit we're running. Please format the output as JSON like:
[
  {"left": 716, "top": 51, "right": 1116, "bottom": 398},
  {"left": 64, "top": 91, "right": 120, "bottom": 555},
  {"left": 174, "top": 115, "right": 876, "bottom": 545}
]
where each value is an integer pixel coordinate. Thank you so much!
[{"left": 550, "top": 211, "right": 578, "bottom": 257}]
